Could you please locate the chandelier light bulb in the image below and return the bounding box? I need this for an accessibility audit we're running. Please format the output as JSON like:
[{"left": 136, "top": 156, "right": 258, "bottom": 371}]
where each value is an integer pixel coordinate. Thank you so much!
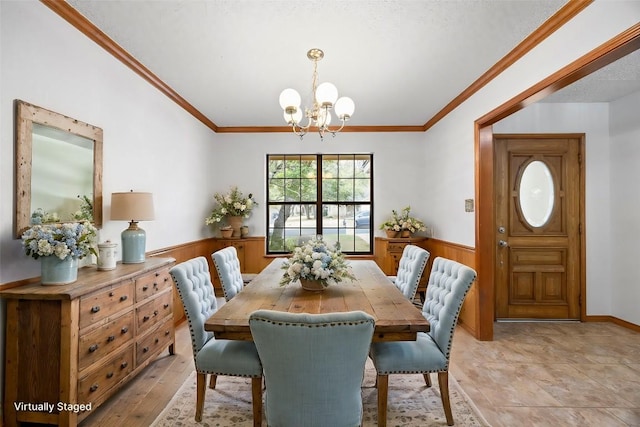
[
  {"left": 334, "top": 96, "right": 355, "bottom": 120},
  {"left": 315, "top": 82, "right": 338, "bottom": 107},
  {"left": 284, "top": 108, "right": 302, "bottom": 125},
  {"left": 317, "top": 108, "right": 332, "bottom": 127},
  {"left": 279, "top": 88, "right": 301, "bottom": 110}
]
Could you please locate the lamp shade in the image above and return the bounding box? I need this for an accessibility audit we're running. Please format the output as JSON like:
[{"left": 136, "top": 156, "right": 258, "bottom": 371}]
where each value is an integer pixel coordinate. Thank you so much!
[{"left": 111, "top": 192, "right": 155, "bottom": 221}]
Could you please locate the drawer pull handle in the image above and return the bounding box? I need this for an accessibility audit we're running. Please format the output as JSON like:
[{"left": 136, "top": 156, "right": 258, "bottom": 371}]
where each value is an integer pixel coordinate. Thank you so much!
[
  {"left": 107, "top": 335, "right": 115, "bottom": 342},
  {"left": 142, "top": 285, "right": 148, "bottom": 291},
  {"left": 121, "top": 326, "right": 129, "bottom": 334},
  {"left": 155, "top": 272, "right": 160, "bottom": 277},
  {"left": 154, "top": 310, "right": 159, "bottom": 316},
  {"left": 165, "top": 330, "right": 170, "bottom": 336},
  {"left": 120, "top": 295, "right": 128, "bottom": 302},
  {"left": 143, "top": 346, "right": 149, "bottom": 353},
  {"left": 164, "top": 277, "right": 169, "bottom": 282},
  {"left": 90, "top": 384, "right": 99, "bottom": 392},
  {"left": 163, "top": 304, "right": 169, "bottom": 309},
  {"left": 154, "top": 338, "right": 159, "bottom": 344},
  {"left": 106, "top": 372, "right": 114, "bottom": 379},
  {"left": 121, "top": 361, "right": 128, "bottom": 369},
  {"left": 91, "top": 306, "right": 100, "bottom": 313},
  {"left": 143, "top": 315, "right": 150, "bottom": 322},
  {"left": 89, "top": 344, "right": 99, "bottom": 353},
  {"left": 109, "top": 291, "right": 114, "bottom": 297},
  {"left": 153, "top": 282, "right": 158, "bottom": 288}
]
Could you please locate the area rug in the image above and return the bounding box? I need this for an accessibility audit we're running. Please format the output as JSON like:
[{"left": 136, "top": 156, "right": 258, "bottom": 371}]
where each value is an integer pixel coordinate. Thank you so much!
[{"left": 151, "top": 359, "right": 490, "bottom": 427}]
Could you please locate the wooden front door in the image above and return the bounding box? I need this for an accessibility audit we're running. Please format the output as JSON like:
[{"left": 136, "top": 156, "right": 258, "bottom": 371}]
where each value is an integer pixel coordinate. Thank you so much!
[{"left": 495, "top": 134, "right": 583, "bottom": 319}]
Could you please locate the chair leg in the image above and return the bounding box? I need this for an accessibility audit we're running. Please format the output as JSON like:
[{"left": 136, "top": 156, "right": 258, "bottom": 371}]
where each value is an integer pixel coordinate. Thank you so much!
[
  {"left": 377, "top": 374, "right": 389, "bottom": 427},
  {"left": 196, "top": 372, "right": 207, "bottom": 422},
  {"left": 251, "top": 376, "right": 263, "bottom": 427},
  {"left": 209, "top": 373, "right": 217, "bottom": 389},
  {"left": 437, "top": 371, "right": 454, "bottom": 426},
  {"left": 423, "top": 372, "right": 432, "bottom": 387}
]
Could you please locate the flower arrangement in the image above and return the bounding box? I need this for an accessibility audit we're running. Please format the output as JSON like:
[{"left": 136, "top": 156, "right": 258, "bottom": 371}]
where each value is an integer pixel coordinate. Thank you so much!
[
  {"left": 72, "top": 195, "right": 94, "bottom": 222},
  {"left": 280, "top": 235, "right": 356, "bottom": 288},
  {"left": 379, "top": 206, "right": 427, "bottom": 233},
  {"left": 205, "top": 186, "right": 258, "bottom": 226},
  {"left": 22, "top": 221, "right": 98, "bottom": 260},
  {"left": 30, "top": 208, "right": 60, "bottom": 225},
  {"left": 379, "top": 209, "right": 403, "bottom": 232}
]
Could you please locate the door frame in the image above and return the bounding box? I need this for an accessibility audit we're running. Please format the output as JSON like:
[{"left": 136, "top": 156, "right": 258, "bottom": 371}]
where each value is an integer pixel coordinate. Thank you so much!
[{"left": 473, "top": 24, "right": 640, "bottom": 341}]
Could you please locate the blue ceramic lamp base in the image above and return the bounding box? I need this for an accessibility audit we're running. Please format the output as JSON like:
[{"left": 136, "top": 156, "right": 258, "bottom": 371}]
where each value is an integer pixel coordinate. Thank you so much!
[{"left": 121, "top": 221, "right": 146, "bottom": 264}]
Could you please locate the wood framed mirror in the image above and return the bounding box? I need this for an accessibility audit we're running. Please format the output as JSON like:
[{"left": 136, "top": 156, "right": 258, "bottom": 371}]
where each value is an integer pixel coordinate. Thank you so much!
[{"left": 15, "top": 100, "right": 103, "bottom": 238}]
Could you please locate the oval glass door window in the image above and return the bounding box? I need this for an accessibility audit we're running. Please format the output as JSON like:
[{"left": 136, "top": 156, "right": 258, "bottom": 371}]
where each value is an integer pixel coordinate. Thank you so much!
[{"left": 519, "top": 160, "right": 554, "bottom": 227}]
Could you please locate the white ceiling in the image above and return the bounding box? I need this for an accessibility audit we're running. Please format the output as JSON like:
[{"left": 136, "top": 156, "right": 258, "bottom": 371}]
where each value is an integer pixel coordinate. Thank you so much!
[{"left": 64, "top": 1, "right": 639, "bottom": 128}]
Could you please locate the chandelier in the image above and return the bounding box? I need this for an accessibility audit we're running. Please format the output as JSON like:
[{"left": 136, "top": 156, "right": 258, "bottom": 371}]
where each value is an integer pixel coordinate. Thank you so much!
[{"left": 279, "top": 48, "right": 355, "bottom": 140}]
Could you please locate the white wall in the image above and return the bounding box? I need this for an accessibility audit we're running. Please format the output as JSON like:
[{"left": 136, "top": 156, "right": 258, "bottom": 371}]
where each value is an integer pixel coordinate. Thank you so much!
[
  {"left": 493, "top": 102, "right": 613, "bottom": 317},
  {"left": 0, "top": 1, "right": 218, "bottom": 285},
  {"left": 609, "top": 90, "right": 640, "bottom": 325},
  {"left": 210, "top": 131, "right": 430, "bottom": 237}
]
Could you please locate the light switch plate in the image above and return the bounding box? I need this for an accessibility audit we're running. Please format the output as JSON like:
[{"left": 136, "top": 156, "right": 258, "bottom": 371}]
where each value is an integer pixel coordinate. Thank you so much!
[{"left": 465, "top": 199, "right": 474, "bottom": 212}]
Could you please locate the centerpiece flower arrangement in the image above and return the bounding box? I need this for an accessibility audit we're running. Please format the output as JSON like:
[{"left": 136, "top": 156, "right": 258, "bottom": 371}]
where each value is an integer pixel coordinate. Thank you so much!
[
  {"left": 379, "top": 206, "right": 427, "bottom": 236},
  {"left": 280, "top": 235, "right": 356, "bottom": 289},
  {"left": 205, "top": 186, "right": 258, "bottom": 226},
  {"left": 22, "top": 221, "right": 98, "bottom": 260}
]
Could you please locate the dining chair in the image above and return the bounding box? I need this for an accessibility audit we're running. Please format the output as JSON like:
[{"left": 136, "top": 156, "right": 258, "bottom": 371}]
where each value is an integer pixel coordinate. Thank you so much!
[
  {"left": 370, "top": 257, "right": 477, "bottom": 426},
  {"left": 249, "top": 309, "right": 375, "bottom": 427},
  {"left": 212, "top": 246, "right": 244, "bottom": 301},
  {"left": 389, "top": 244, "right": 430, "bottom": 302},
  {"left": 169, "top": 257, "right": 263, "bottom": 425}
]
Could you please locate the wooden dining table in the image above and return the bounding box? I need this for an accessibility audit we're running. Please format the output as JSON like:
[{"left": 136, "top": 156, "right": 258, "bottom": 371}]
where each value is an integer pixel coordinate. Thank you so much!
[{"left": 205, "top": 258, "right": 429, "bottom": 342}]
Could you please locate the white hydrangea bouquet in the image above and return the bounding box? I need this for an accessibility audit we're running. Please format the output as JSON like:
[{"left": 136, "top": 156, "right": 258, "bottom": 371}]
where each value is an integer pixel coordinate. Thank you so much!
[
  {"left": 279, "top": 235, "right": 356, "bottom": 288},
  {"left": 22, "top": 221, "right": 98, "bottom": 260},
  {"left": 205, "top": 186, "right": 257, "bottom": 225}
]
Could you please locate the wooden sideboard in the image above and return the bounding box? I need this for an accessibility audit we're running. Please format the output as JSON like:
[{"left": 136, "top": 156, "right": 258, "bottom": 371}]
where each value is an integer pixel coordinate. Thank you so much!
[
  {"left": 374, "top": 236, "right": 429, "bottom": 300},
  {"left": 0, "top": 257, "right": 175, "bottom": 427},
  {"left": 209, "top": 237, "right": 272, "bottom": 292}
]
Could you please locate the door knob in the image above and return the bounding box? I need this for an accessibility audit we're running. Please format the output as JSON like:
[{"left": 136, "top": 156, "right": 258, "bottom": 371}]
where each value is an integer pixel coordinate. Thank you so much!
[{"left": 498, "top": 240, "right": 508, "bottom": 247}]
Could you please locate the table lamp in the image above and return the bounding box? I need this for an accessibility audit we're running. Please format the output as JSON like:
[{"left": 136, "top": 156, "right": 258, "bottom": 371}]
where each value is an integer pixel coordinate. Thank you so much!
[{"left": 111, "top": 191, "right": 155, "bottom": 263}]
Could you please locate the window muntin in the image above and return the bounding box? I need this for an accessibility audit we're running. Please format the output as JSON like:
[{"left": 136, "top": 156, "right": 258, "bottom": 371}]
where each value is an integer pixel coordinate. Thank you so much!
[{"left": 267, "top": 154, "right": 372, "bottom": 254}]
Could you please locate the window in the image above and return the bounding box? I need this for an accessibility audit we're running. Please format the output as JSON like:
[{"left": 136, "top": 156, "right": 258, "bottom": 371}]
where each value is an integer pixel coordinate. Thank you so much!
[{"left": 267, "top": 154, "right": 373, "bottom": 254}]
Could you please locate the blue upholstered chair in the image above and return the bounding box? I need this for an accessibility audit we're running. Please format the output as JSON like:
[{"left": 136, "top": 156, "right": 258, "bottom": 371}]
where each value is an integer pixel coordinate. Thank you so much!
[
  {"left": 370, "top": 257, "right": 477, "bottom": 426},
  {"left": 212, "top": 246, "right": 244, "bottom": 301},
  {"left": 249, "top": 310, "right": 375, "bottom": 427},
  {"left": 169, "top": 257, "right": 263, "bottom": 425},
  {"left": 391, "top": 245, "right": 430, "bottom": 301}
]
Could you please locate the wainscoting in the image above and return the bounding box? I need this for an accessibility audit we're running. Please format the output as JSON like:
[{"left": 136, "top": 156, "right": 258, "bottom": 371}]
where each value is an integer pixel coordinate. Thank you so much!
[{"left": 422, "top": 238, "right": 478, "bottom": 336}]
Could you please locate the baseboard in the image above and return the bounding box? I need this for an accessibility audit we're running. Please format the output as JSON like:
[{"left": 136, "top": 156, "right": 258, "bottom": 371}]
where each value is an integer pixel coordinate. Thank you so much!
[{"left": 584, "top": 314, "right": 640, "bottom": 333}]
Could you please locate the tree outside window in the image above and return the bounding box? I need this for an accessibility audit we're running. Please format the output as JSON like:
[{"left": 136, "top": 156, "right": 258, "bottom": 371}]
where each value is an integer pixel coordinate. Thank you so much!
[{"left": 267, "top": 154, "right": 372, "bottom": 254}]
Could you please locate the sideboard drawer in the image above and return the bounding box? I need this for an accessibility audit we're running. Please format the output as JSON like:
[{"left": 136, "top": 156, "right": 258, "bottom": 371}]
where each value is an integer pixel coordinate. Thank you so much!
[
  {"left": 79, "top": 312, "right": 134, "bottom": 371},
  {"left": 77, "top": 344, "right": 134, "bottom": 404},
  {"left": 135, "top": 267, "right": 172, "bottom": 302},
  {"left": 79, "top": 280, "right": 134, "bottom": 329},
  {"left": 135, "top": 290, "right": 172, "bottom": 335},
  {"left": 136, "top": 317, "right": 174, "bottom": 367},
  {"left": 388, "top": 243, "right": 407, "bottom": 253}
]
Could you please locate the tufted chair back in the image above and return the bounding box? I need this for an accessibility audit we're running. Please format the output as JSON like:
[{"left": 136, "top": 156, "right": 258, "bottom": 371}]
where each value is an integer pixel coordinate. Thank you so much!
[
  {"left": 212, "top": 246, "right": 244, "bottom": 301},
  {"left": 169, "top": 257, "right": 217, "bottom": 356},
  {"left": 250, "top": 310, "right": 375, "bottom": 427},
  {"left": 394, "top": 245, "right": 430, "bottom": 300},
  {"left": 422, "top": 257, "right": 477, "bottom": 361}
]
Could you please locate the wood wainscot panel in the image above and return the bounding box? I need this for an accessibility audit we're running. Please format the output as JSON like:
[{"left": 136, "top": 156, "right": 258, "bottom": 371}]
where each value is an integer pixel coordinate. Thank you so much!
[
  {"left": 148, "top": 237, "right": 271, "bottom": 323},
  {"left": 423, "top": 238, "right": 477, "bottom": 335}
]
